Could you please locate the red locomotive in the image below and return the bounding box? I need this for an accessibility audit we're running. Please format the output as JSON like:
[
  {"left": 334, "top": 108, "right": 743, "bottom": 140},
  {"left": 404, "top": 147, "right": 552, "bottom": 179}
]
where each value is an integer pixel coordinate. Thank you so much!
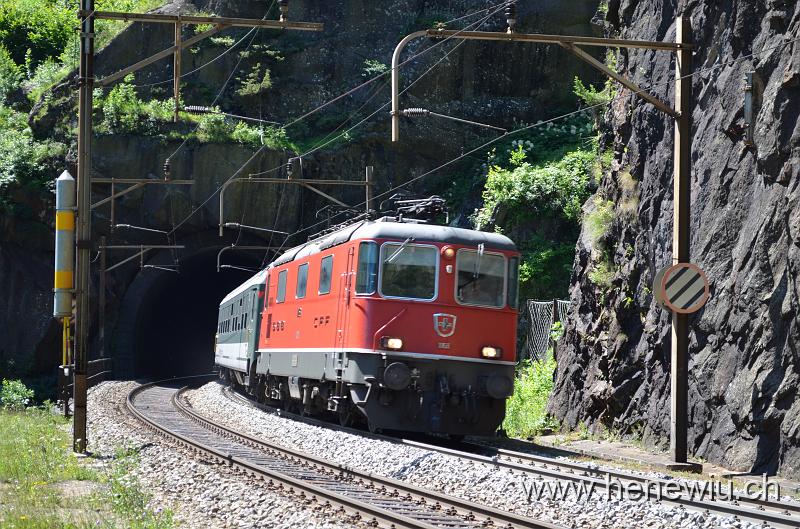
[{"left": 216, "top": 215, "right": 520, "bottom": 436}]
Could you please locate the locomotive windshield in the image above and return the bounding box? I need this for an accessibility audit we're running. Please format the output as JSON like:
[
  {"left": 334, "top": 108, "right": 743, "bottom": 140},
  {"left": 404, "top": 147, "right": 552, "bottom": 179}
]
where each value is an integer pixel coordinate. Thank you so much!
[
  {"left": 380, "top": 243, "right": 437, "bottom": 300},
  {"left": 456, "top": 250, "right": 506, "bottom": 308}
]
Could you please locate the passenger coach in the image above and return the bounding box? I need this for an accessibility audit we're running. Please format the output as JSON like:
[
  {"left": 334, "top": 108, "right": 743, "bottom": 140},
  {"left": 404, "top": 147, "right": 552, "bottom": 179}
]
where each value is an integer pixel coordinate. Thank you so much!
[{"left": 216, "top": 217, "right": 520, "bottom": 436}]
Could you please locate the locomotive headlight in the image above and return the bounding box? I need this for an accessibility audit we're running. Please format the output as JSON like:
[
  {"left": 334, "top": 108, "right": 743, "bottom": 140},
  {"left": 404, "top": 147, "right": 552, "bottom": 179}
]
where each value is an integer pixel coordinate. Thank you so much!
[
  {"left": 442, "top": 246, "right": 455, "bottom": 259},
  {"left": 381, "top": 336, "right": 404, "bottom": 350},
  {"left": 481, "top": 346, "right": 502, "bottom": 359}
]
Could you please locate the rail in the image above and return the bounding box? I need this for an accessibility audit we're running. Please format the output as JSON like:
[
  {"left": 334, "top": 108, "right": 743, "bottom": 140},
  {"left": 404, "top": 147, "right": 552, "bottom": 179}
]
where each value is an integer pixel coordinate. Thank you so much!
[
  {"left": 127, "top": 378, "right": 564, "bottom": 529},
  {"left": 220, "top": 384, "right": 800, "bottom": 528}
]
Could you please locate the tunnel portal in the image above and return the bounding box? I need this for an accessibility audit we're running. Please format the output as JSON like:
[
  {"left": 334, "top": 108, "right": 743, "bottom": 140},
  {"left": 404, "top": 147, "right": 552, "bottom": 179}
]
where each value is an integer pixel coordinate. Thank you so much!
[{"left": 123, "top": 248, "right": 261, "bottom": 379}]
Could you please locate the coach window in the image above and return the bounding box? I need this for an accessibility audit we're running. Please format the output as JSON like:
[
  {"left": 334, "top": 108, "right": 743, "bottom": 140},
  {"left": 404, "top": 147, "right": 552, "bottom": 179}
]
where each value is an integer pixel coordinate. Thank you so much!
[
  {"left": 296, "top": 263, "right": 308, "bottom": 299},
  {"left": 455, "top": 250, "right": 506, "bottom": 308},
  {"left": 356, "top": 242, "right": 378, "bottom": 294},
  {"left": 380, "top": 243, "right": 437, "bottom": 300},
  {"left": 276, "top": 269, "right": 287, "bottom": 303},
  {"left": 319, "top": 255, "right": 333, "bottom": 294}
]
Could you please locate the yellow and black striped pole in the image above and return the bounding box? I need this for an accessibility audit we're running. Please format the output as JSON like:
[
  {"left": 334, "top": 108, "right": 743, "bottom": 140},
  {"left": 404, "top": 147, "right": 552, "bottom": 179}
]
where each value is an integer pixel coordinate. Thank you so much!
[
  {"left": 54, "top": 171, "right": 75, "bottom": 417},
  {"left": 54, "top": 171, "right": 75, "bottom": 318}
]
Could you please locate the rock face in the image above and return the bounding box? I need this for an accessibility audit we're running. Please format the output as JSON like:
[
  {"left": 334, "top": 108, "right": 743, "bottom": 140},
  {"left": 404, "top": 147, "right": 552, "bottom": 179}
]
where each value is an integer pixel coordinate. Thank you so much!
[{"left": 549, "top": 0, "right": 800, "bottom": 476}]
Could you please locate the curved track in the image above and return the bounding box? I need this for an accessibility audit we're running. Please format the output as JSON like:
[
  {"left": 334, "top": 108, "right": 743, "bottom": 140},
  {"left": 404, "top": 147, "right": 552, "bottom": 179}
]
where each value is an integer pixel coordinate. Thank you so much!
[
  {"left": 127, "top": 378, "right": 565, "bottom": 529},
  {"left": 219, "top": 383, "right": 800, "bottom": 529}
]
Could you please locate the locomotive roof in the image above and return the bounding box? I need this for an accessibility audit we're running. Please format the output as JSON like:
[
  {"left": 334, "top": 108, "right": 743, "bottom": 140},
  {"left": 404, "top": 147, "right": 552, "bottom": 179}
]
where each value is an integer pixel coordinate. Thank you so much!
[
  {"left": 220, "top": 268, "right": 268, "bottom": 305},
  {"left": 270, "top": 219, "right": 516, "bottom": 268}
]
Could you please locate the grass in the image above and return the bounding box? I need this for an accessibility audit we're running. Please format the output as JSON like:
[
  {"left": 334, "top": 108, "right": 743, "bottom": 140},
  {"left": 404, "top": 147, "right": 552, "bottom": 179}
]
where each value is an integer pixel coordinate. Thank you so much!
[
  {"left": 0, "top": 404, "right": 174, "bottom": 529},
  {"left": 502, "top": 357, "right": 559, "bottom": 439}
]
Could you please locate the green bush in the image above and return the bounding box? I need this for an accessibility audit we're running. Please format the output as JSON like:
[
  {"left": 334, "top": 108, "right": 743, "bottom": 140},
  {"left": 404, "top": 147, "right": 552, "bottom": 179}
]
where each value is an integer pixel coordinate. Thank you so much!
[
  {"left": 0, "top": 0, "right": 73, "bottom": 69},
  {"left": 0, "top": 43, "right": 20, "bottom": 102},
  {"left": 237, "top": 63, "right": 272, "bottom": 96},
  {"left": 585, "top": 196, "right": 614, "bottom": 246},
  {"left": 0, "top": 105, "right": 65, "bottom": 195},
  {"left": 23, "top": 56, "right": 69, "bottom": 103},
  {"left": 195, "top": 112, "right": 232, "bottom": 142},
  {"left": 503, "top": 358, "right": 559, "bottom": 438},
  {"left": 517, "top": 237, "right": 577, "bottom": 300},
  {"left": 101, "top": 75, "right": 144, "bottom": 132},
  {"left": 362, "top": 58, "right": 388, "bottom": 78},
  {"left": 588, "top": 257, "right": 615, "bottom": 290},
  {"left": 0, "top": 379, "right": 34, "bottom": 410},
  {"left": 573, "top": 76, "right": 615, "bottom": 107},
  {"left": 474, "top": 148, "right": 595, "bottom": 229}
]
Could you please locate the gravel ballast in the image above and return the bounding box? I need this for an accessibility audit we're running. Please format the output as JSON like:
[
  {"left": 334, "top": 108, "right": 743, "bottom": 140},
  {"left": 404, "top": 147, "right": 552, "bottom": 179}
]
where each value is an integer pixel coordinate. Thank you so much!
[
  {"left": 186, "top": 380, "right": 775, "bottom": 529},
  {"left": 86, "top": 381, "right": 355, "bottom": 529}
]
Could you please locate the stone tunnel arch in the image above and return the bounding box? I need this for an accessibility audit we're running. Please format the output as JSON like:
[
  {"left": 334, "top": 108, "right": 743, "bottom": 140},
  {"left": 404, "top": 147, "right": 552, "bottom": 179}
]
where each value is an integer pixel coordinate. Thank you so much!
[{"left": 111, "top": 232, "right": 268, "bottom": 378}]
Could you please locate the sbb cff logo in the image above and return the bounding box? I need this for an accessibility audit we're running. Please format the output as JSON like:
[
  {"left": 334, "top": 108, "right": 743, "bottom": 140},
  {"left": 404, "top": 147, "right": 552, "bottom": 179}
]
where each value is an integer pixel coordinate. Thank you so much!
[{"left": 434, "top": 313, "right": 457, "bottom": 337}]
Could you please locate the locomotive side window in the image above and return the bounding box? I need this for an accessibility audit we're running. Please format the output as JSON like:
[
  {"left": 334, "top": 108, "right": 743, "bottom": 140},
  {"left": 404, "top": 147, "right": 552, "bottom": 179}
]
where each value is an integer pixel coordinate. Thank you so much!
[
  {"left": 380, "top": 243, "right": 437, "bottom": 300},
  {"left": 296, "top": 263, "right": 308, "bottom": 299},
  {"left": 276, "top": 269, "right": 287, "bottom": 303},
  {"left": 456, "top": 250, "right": 506, "bottom": 308},
  {"left": 508, "top": 257, "right": 520, "bottom": 309},
  {"left": 319, "top": 255, "right": 333, "bottom": 294},
  {"left": 356, "top": 242, "right": 378, "bottom": 294}
]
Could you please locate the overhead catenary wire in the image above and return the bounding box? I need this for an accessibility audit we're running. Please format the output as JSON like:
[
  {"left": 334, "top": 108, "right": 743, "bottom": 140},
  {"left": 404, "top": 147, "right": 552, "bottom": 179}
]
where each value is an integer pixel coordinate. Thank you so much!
[
  {"left": 167, "top": 3, "right": 508, "bottom": 236},
  {"left": 260, "top": 7, "right": 503, "bottom": 257},
  {"left": 252, "top": 3, "right": 504, "bottom": 175},
  {"left": 126, "top": 1, "right": 506, "bottom": 92},
  {"left": 273, "top": 31, "right": 798, "bottom": 244},
  {"left": 168, "top": 11, "right": 800, "bottom": 246}
]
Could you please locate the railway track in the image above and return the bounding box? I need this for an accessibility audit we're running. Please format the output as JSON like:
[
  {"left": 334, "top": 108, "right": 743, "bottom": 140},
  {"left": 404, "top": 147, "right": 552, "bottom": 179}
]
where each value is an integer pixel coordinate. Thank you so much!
[
  {"left": 127, "top": 378, "right": 565, "bottom": 529},
  {"left": 218, "top": 382, "right": 800, "bottom": 529}
]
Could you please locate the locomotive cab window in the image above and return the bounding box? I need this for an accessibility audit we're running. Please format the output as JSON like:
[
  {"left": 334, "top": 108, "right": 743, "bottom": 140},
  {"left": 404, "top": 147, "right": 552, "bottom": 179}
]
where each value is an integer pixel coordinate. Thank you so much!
[
  {"left": 380, "top": 243, "right": 437, "bottom": 300},
  {"left": 456, "top": 250, "right": 506, "bottom": 308},
  {"left": 356, "top": 242, "right": 378, "bottom": 294},
  {"left": 508, "top": 256, "right": 520, "bottom": 309},
  {"left": 319, "top": 255, "right": 333, "bottom": 295},
  {"left": 296, "top": 263, "right": 308, "bottom": 299},
  {"left": 276, "top": 269, "right": 287, "bottom": 303}
]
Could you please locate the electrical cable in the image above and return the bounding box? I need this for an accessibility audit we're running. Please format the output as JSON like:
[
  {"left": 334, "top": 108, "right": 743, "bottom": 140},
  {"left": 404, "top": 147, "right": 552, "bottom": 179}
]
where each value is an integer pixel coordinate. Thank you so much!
[
  {"left": 274, "top": 31, "right": 799, "bottom": 244},
  {"left": 127, "top": 1, "right": 506, "bottom": 91},
  {"left": 167, "top": 3, "right": 508, "bottom": 235}
]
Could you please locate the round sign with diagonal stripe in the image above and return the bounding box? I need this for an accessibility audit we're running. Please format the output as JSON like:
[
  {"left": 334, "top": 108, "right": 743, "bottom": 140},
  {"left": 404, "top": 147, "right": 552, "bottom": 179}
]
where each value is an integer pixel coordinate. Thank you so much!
[{"left": 656, "top": 263, "right": 710, "bottom": 314}]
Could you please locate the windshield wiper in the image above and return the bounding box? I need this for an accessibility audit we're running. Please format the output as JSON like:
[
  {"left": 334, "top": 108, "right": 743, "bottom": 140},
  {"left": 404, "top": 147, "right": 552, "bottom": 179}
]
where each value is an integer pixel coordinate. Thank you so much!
[
  {"left": 386, "top": 237, "right": 414, "bottom": 263},
  {"left": 473, "top": 243, "right": 484, "bottom": 278}
]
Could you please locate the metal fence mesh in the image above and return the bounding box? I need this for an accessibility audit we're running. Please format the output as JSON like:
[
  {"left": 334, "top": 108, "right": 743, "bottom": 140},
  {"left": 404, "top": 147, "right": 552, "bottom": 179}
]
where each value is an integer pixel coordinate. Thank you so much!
[
  {"left": 557, "top": 299, "right": 570, "bottom": 324},
  {"left": 524, "top": 299, "right": 569, "bottom": 361}
]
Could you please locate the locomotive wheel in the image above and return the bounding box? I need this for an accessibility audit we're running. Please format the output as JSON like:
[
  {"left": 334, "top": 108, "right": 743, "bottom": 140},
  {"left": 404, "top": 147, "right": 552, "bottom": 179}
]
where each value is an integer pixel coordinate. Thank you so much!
[{"left": 367, "top": 419, "right": 382, "bottom": 435}]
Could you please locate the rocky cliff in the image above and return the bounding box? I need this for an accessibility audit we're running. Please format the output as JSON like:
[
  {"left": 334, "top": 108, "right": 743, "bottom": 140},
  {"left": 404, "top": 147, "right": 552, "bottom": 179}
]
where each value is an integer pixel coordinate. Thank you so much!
[{"left": 549, "top": 0, "right": 800, "bottom": 477}]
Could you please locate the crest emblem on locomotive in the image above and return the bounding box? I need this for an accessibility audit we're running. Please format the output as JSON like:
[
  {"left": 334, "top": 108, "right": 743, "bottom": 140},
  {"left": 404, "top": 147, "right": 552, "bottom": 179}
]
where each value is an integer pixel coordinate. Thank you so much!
[{"left": 433, "top": 313, "right": 457, "bottom": 337}]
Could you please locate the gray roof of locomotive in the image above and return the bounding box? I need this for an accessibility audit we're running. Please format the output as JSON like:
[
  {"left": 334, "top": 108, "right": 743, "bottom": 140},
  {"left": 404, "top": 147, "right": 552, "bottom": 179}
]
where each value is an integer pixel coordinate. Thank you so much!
[{"left": 269, "top": 218, "right": 516, "bottom": 268}]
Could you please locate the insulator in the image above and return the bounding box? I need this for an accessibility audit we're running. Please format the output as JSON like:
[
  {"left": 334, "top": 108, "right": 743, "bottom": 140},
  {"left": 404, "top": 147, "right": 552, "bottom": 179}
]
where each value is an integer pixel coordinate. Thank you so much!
[
  {"left": 278, "top": 0, "right": 288, "bottom": 21},
  {"left": 505, "top": 1, "right": 517, "bottom": 32},
  {"left": 402, "top": 108, "right": 429, "bottom": 117},
  {"left": 184, "top": 105, "right": 211, "bottom": 114},
  {"left": 163, "top": 159, "right": 171, "bottom": 177}
]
